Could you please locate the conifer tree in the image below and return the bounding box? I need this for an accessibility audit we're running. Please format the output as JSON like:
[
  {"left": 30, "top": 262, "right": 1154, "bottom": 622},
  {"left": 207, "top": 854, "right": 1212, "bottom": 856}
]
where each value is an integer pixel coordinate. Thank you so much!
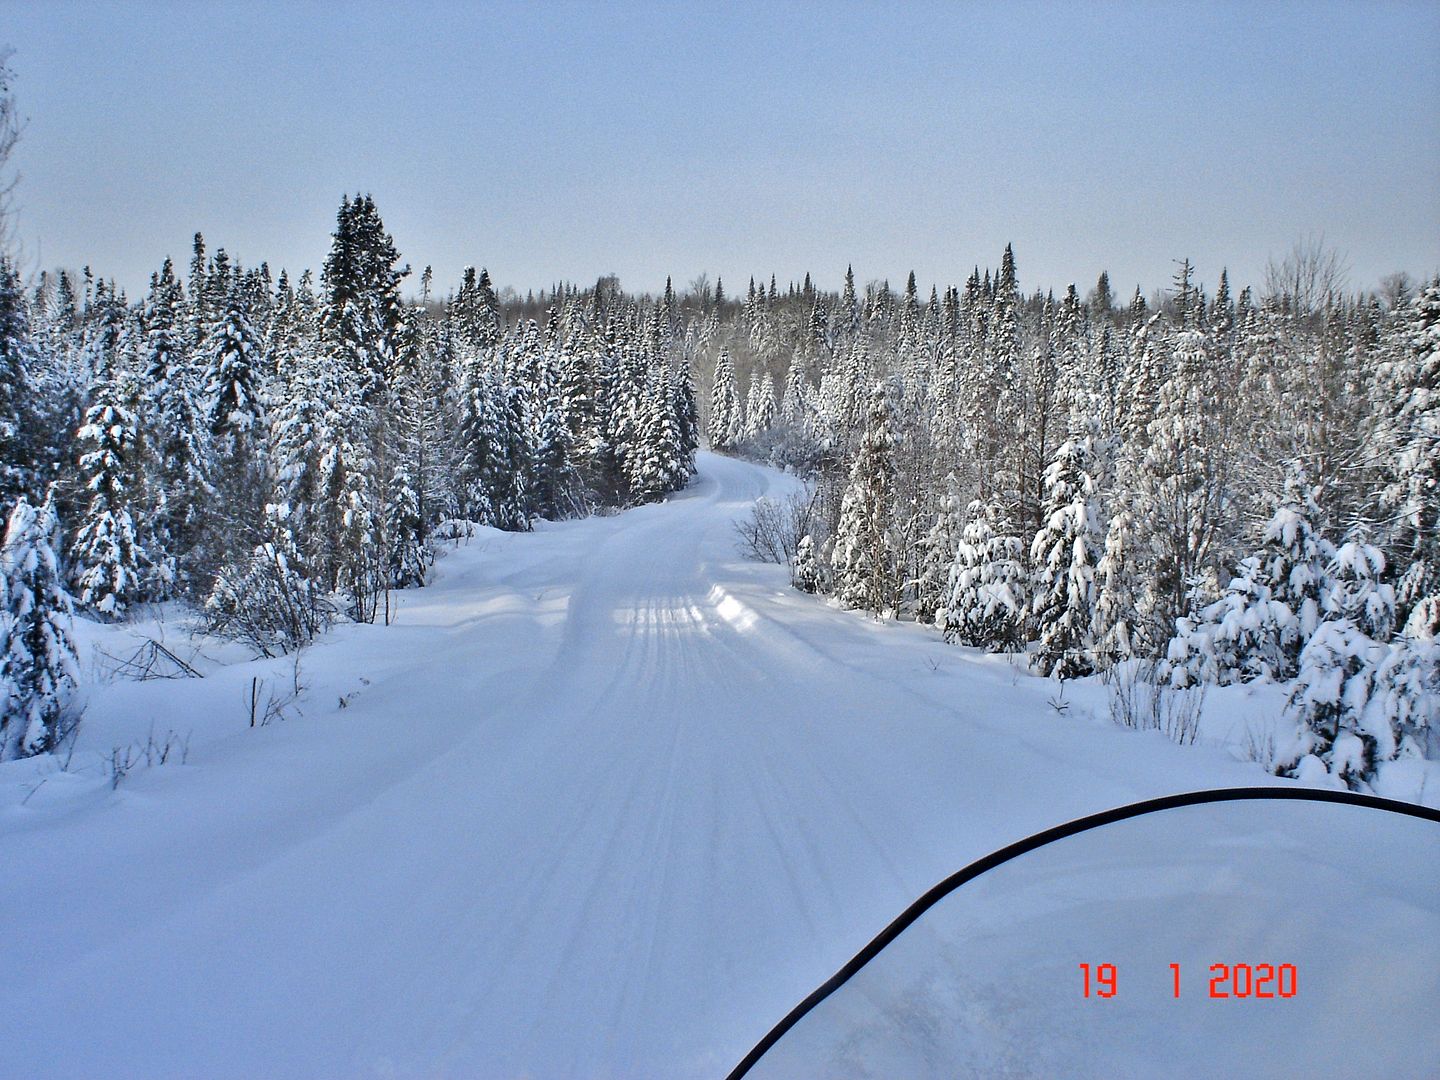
[
  {"left": 941, "top": 497, "right": 1027, "bottom": 650},
  {"left": 630, "top": 373, "right": 683, "bottom": 503},
  {"left": 457, "top": 358, "right": 506, "bottom": 524},
  {"left": 915, "top": 477, "right": 964, "bottom": 624},
  {"left": 1365, "top": 631, "right": 1440, "bottom": 763},
  {"left": 72, "top": 358, "right": 146, "bottom": 616},
  {"left": 0, "top": 255, "right": 37, "bottom": 507},
  {"left": 1322, "top": 533, "right": 1395, "bottom": 641},
  {"left": 1256, "top": 466, "right": 1331, "bottom": 644},
  {"left": 744, "top": 371, "right": 775, "bottom": 438},
  {"left": 1136, "top": 318, "right": 1227, "bottom": 641},
  {"left": 203, "top": 291, "right": 266, "bottom": 450},
  {"left": 270, "top": 287, "right": 329, "bottom": 567},
  {"left": 671, "top": 364, "right": 700, "bottom": 475},
  {"left": 1168, "top": 466, "right": 1333, "bottom": 686},
  {"left": 0, "top": 491, "right": 78, "bottom": 760},
  {"left": 831, "top": 381, "right": 900, "bottom": 613},
  {"left": 377, "top": 308, "right": 432, "bottom": 587},
  {"left": 1093, "top": 489, "right": 1142, "bottom": 666},
  {"left": 1281, "top": 533, "right": 1397, "bottom": 787},
  {"left": 141, "top": 257, "right": 209, "bottom": 591},
  {"left": 1030, "top": 437, "right": 1102, "bottom": 678},
  {"left": 792, "top": 533, "right": 822, "bottom": 593},
  {"left": 1377, "top": 282, "right": 1440, "bottom": 630},
  {"left": 200, "top": 286, "right": 269, "bottom": 574},
  {"left": 322, "top": 193, "right": 409, "bottom": 406},
  {"left": 383, "top": 460, "right": 428, "bottom": 589},
  {"left": 709, "top": 348, "right": 741, "bottom": 450},
  {"left": 780, "top": 359, "right": 809, "bottom": 425},
  {"left": 839, "top": 264, "right": 859, "bottom": 342}
]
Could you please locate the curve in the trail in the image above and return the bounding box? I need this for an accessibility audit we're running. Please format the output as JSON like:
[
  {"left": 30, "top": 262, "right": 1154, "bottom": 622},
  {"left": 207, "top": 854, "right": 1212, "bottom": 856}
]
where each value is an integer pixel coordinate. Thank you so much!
[{"left": 0, "top": 451, "right": 1279, "bottom": 1080}]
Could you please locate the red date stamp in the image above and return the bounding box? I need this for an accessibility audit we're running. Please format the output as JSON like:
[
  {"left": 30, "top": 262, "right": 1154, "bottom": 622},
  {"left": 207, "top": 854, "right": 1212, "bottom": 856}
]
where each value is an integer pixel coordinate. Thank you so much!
[{"left": 1080, "top": 963, "right": 1296, "bottom": 998}]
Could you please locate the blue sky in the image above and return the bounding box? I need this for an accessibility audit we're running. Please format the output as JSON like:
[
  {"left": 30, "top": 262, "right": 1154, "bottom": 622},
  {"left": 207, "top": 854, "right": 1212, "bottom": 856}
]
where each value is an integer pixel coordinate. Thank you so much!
[{"left": 3, "top": 1, "right": 1437, "bottom": 300}]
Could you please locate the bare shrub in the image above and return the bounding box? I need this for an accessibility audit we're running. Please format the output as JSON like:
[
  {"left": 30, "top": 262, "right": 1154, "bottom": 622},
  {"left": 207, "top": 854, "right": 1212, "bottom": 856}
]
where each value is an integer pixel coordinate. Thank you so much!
[
  {"left": 735, "top": 485, "right": 816, "bottom": 565},
  {"left": 95, "top": 637, "right": 203, "bottom": 681},
  {"left": 206, "top": 542, "right": 333, "bottom": 657},
  {"left": 1241, "top": 720, "right": 1279, "bottom": 772},
  {"left": 106, "top": 745, "right": 135, "bottom": 789},
  {"left": 106, "top": 725, "right": 191, "bottom": 789},
  {"left": 246, "top": 654, "right": 305, "bottom": 728},
  {"left": 1156, "top": 680, "right": 1206, "bottom": 746},
  {"left": 1107, "top": 659, "right": 1207, "bottom": 746}
]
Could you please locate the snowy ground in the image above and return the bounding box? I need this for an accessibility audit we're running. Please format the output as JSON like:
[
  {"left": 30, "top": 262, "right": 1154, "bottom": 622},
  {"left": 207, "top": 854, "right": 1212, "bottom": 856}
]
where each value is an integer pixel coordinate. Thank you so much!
[{"left": 1, "top": 452, "right": 1433, "bottom": 1078}]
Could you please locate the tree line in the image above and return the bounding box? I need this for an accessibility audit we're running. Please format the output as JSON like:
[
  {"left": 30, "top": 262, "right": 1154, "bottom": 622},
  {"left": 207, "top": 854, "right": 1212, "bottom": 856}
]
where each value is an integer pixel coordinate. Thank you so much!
[
  {"left": 0, "top": 195, "right": 698, "bottom": 760},
  {"left": 702, "top": 253, "right": 1439, "bottom": 792}
]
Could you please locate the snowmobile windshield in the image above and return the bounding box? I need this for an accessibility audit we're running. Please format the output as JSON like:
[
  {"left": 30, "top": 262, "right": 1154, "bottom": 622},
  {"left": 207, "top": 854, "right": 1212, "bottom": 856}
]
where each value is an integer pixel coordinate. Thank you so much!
[{"left": 731, "top": 788, "right": 1440, "bottom": 1080}]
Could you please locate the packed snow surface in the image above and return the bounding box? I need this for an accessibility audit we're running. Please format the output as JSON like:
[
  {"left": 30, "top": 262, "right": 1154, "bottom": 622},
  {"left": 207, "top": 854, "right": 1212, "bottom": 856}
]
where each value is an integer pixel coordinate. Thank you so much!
[{"left": 0, "top": 453, "right": 1423, "bottom": 1078}]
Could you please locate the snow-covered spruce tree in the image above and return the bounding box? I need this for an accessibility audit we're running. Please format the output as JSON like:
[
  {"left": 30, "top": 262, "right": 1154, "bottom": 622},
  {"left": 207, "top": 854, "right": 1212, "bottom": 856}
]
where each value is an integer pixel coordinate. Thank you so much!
[
  {"left": 28, "top": 272, "right": 84, "bottom": 492},
  {"left": 1135, "top": 317, "right": 1228, "bottom": 645},
  {"left": 1093, "top": 483, "right": 1143, "bottom": 667},
  {"left": 381, "top": 308, "right": 443, "bottom": 582},
  {"left": 140, "top": 257, "right": 209, "bottom": 594},
  {"left": 1255, "top": 465, "right": 1331, "bottom": 646},
  {"left": 201, "top": 286, "right": 269, "bottom": 576},
  {"left": 329, "top": 433, "right": 381, "bottom": 622},
  {"left": 528, "top": 396, "right": 577, "bottom": 520},
  {"left": 1377, "top": 282, "right": 1440, "bottom": 631},
  {"left": 985, "top": 245, "right": 1024, "bottom": 495},
  {"left": 792, "top": 533, "right": 821, "bottom": 593},
  {"left": 640, "top": 370, "right": 686, "bottom": 500},
  {"left": 0, "top": 255, "right": 39, "bottom": 508},
  {"left": 455, "top": 354, "right": 502, "bottom": 525},
  {"left": 780, "top": 359, "right": 809, "bottom": 426},
  {"left": 1280, "top": 533, "right": 1397, "bottom": 788},
  {"left": 1167, "top": 468, "right": 1332, "bottom": 686},
  {"left": 71, "top": 356, "right": 146, "bottom": 618},
  {"left": 709, "top": 348, "right": 741, "bottom": 450},
  {"left": 552, "top": 331, "right": 595, "bottom": 478},
  {"left": 306, "top": 325, "right": 384, "bottom": 621},
  {"left": 671, "top": 363, "right": 700, "bottom": 477},
  {"left": 1281, "top": 619, "right": 1384, "bottom": 788},
  {"left": 489, "top": 377, "right": 533, "bottom": 530},
  {"left": 744, "top": 371, "right": 775, "bottom": 440},
  {"left": 316, "top": 193, "right": 412, "bottom": 617},
  {"left": 941, "top": 497, "right": 1027, "bottom": 651},
  {"left": 450, "top": 265, "right": 502, "bottom": 355},
  {"left": 323, "top": 193, "right": 408, "bottom": 410},
  {"left": 203, "top": 291, "right": 266, "bottom": 447},
  {"left": 269, "top": 296, "right": 329, "bottom": 574},
  {"left": 383, "top": 461, "right": 428, "bottom": 589},
  {"left": 1030, "top": 436, "right": 1102, "bottom": 679},
  {"left": 1365, "top": 626, "right": 1440, "bottom": 763},
  {"left": 605, "top": 342, "right": 650, "bottom": 506},
  {"left": 831, "top": 381, "right": 900, "bottom": 613},
  {"left": 914, "top": 477, "right": 964, "bottom": 625},
  {"left": 1166, "top": 556, "right": 1292, "bottom": 687},
  {"left": 1322, "top": 533, "right": 1396, "bottom": 642},
  {"left": 0, "top": 491, "right": 79, "bottom": 760}
]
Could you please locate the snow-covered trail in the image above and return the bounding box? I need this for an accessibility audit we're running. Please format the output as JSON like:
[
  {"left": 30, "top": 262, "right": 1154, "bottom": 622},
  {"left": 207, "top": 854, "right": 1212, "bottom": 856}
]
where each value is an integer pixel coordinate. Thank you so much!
[{"left": 0, "top": 452, "right": 1277, "bottom": 1079}]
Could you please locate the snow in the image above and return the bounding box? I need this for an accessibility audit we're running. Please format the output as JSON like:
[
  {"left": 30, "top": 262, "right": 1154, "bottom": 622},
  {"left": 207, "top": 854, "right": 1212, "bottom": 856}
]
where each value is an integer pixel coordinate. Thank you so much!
[{"left": 0, "top": 452, "right": 1433, "bottom": 1078}]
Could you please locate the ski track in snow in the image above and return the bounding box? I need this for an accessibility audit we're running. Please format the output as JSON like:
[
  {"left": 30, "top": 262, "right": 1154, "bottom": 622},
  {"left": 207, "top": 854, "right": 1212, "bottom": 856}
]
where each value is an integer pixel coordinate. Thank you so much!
[{"left": 1, "top": 452, "right": 1316, "bottom": 1079}]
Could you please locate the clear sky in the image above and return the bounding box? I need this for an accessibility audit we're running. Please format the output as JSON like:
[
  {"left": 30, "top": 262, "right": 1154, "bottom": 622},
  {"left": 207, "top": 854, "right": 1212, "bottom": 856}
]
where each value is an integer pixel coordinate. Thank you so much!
[{"left": 2, "top": 1, "right": 1437, "bottom": 301}]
